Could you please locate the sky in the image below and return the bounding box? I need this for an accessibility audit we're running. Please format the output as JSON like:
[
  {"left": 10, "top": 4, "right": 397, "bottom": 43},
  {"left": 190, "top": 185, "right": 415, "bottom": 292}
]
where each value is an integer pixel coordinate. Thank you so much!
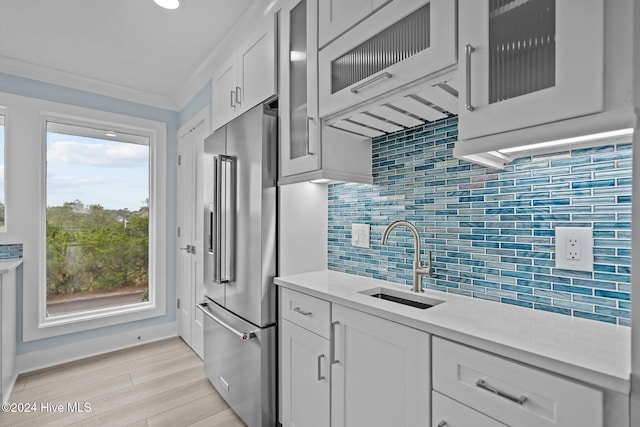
[{"left": 46, "top": 132, "right": 149, "bottom": 211}]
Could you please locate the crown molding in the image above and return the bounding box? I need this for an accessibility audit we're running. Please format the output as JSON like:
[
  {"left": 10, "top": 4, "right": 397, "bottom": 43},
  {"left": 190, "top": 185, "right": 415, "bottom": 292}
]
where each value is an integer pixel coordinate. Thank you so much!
[{"left": 0, "top": 55, "right": 178, "bottom": 111}]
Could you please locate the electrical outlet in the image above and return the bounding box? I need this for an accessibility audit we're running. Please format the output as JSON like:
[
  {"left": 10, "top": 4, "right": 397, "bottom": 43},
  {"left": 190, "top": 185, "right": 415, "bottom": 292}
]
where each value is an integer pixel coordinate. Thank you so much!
[
  {"left": 567, "top": 237, "right": 581, "bottom": 260},
  {"left": 555, "top": 227, "right": 593, "bottom": 271}
]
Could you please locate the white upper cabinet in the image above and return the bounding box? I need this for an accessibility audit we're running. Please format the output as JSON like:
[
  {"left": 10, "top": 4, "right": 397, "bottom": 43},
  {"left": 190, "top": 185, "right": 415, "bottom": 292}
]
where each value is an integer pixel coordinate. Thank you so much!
[
  {"left": 212, "top": 17, "right": 277, "bottom": 131},
  {"left": 318, "top": 0, "right": 457, "bottom": 118},
  {"left": 318, "top": 0, "right": 392, "bottom": 49},
  {"left": 280, "top": 0, "right": 321, "bottom": 178},
  {"left": 279, "top": 0, "right": 373, "bottom": 185},
  {"left": 212, "top": 55, "right": 240, "bottom": 131},
  {"left": 457, "top": 0, "right": 604, "bottom": 141}
]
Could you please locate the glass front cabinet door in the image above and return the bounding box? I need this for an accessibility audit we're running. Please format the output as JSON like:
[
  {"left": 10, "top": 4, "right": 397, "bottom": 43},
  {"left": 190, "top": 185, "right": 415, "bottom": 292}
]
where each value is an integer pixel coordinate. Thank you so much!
[
  {"left": 458, "top": 0, "right": 604, "bottom": 141},
  {"left": 280, "top": 0, "right": 321, "bottom": 179}
]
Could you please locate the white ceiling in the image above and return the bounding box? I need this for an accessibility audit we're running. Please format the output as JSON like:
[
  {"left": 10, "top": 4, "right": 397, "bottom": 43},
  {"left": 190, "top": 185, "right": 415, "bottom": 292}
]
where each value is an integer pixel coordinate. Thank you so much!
[{"left": 0, "top": 0, "right": 254, "bottom": 109}]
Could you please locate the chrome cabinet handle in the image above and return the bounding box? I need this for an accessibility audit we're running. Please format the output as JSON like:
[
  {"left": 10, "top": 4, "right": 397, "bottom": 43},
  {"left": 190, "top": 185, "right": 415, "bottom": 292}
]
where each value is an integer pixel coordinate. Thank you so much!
[
  {"left": 235, "top": 86, "right": 242, "bottom": 104},
  {"left": 465, "top": 44, "right": 475, "bottom": 112},
  {"left": 476, "top": 379, "right": 528, "bottom": 405},
  {"left": 292, "top": 306, "right": 312, "bottom": 316},
  {"left": 306, "top": 117, "right": 315, "bottom": 155},
  {"left": 349, "top": 72, "right": 392, "bottom": 94},
  {"left": 437, "top": 422, "right": 448, "bottom": 427},
  {"left": 230, "top": 90, "right": 236, "bottom": 108},
  {"left": 317, "top": 354, "right": 326, "bottom": 381},
  {"left": 330, "top": 321, "right": 340, "bottom": 364},
  {"left": 197, "top": 303, "right": 258, "bottom": 341}
]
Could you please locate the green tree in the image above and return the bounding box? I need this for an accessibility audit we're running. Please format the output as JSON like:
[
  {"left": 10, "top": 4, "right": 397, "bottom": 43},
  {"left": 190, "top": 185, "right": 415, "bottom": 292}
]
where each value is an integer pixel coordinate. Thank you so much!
[{"left": 46, "top": 201, "right": 149, "bottom": 296}]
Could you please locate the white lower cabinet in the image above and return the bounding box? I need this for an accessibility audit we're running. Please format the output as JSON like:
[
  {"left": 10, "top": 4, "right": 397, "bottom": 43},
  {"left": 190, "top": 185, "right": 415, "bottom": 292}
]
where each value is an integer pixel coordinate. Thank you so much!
[
  {"left": 331, "top": 304, "right": 430, "bottom": 427},
  {"left": 279, "top": 287, "right": 612, "bottom": 427},
  {"left": 279, "top": 288, "right": 430, "bottom": 427},
  {"left": 433, "top": 391, "right": 506, "bottom": 427},
  {"left": 1, "top": 268, "right": 17, "bottom": 403},
  {"left": 432, "top": 337, "right": 604, "bottom": 427},
  {"left": 280, "top": 319, "right": 330, "bottom": 427}
]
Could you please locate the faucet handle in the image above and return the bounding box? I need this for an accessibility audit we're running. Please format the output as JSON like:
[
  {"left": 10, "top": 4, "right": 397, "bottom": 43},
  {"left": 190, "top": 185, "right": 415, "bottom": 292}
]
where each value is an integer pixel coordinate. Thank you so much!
[{"left": 417, "top": 251, "right": 433, "bottom": 277}]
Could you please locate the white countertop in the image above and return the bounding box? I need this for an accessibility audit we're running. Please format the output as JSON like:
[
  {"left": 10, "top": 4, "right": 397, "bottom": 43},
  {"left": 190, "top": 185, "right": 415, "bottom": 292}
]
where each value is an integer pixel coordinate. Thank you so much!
[
  {"left": 0, "top": 258, "right": 22, "bottom": 275},
  {"left": 274, "top": 270, "right": 631, "bottom": 394}
]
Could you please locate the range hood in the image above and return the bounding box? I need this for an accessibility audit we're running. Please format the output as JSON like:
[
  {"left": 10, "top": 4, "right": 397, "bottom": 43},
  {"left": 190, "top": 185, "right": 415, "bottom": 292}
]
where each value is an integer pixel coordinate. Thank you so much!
[{"left": 323, "top": 69, "right": 635, "bottom": 170}]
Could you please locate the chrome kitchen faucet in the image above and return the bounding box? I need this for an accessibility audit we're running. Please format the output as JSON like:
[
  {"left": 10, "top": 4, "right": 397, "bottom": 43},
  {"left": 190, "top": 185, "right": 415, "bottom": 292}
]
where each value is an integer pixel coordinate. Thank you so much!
[{"left": 381, "top": 220, "right": 433, "bottom": 292}]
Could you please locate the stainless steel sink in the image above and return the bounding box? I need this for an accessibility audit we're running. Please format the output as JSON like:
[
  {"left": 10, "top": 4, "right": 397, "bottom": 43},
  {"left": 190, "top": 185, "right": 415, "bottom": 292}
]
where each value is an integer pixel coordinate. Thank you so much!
[{"left": 359, "top": 287, "right": 444, "bottom": 310}]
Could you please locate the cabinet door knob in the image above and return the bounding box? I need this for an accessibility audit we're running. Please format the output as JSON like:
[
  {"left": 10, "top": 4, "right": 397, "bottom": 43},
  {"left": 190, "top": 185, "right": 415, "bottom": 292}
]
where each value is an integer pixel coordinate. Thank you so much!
[{"left": 437, "top": 421, "right": 448, "bottom": 427}]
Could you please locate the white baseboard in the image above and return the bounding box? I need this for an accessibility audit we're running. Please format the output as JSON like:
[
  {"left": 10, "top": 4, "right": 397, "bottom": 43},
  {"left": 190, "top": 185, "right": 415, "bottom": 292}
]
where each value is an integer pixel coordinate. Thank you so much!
[{"left": 15, "top": 321, "right": 178, "bottom": 376}]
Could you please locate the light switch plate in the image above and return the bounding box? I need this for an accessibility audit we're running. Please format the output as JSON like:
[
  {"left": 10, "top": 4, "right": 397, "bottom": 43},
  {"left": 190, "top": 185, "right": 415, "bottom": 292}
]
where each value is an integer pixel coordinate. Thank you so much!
[
  {"left": 555, "top": 227, "right": 593, "bottom": 272},
  {"left": 351, "top": 223, "right": 370, "bottom": 249}
]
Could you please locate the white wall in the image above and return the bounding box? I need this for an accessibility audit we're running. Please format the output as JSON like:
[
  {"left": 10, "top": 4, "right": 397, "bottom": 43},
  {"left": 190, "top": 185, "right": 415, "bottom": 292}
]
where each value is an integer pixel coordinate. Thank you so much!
[
  {"left": 279, "top": 182, "right": 328, "bottom": 276},
  {"left": 0, "top": 75, "right": 179, "bottom": 373}
]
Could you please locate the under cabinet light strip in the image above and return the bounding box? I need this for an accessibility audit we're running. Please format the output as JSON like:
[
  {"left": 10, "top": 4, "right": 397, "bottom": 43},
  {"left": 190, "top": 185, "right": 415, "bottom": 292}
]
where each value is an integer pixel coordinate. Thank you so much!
[{"left": 498, "top": 128, "right": 634, "bottom": 155}]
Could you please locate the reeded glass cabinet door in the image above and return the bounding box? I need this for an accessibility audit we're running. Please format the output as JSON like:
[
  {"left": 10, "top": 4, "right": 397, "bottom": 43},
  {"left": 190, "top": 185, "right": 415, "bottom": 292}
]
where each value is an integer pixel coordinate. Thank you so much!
[
  {"left": 280, "top": 0, "right": 320, "bottom": 178},
  {"left": 458, "top": 0, "right": 604, "bottom": 141}
]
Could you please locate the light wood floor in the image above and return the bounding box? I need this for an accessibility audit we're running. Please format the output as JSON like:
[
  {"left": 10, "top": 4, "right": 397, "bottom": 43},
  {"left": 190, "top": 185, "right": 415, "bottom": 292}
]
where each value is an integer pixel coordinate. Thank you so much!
[{"left": 1, "top": 337, "right": 246, "bottom": 427}]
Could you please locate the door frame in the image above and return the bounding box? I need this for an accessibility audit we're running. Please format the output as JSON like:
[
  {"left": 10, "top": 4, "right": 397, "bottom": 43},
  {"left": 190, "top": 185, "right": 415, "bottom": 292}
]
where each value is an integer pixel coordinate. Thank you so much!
[{"left": 177, "top": 106, "right": 210, "bottom": 358}]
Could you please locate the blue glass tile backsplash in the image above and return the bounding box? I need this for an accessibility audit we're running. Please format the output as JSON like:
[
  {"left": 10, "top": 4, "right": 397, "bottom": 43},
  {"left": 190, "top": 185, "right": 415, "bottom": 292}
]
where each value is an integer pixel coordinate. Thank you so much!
[
  {"left": 327, "top": 117, "right": 632, "bottom": 326},
  {"left": 0, "top": 243, "right": 23, "bottom": 259}
]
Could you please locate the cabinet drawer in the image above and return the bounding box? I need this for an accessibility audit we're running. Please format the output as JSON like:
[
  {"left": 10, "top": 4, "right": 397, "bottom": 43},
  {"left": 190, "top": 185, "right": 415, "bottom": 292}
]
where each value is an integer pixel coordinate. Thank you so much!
[
  {"left": 432, "top": 337, "right": 603, "bottom": 427},
  {"left": 281, "top": 288, "right": 331, "bottom": 338},
  {"left": 432, "top": 391, "right": 506, "bottom": 427}
]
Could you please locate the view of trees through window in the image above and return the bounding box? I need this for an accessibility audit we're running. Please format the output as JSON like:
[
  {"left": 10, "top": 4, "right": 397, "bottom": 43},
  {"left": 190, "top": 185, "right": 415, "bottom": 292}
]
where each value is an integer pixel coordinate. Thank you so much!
[{"left": 46, "top": 122, "right": 150, "bottom": 316}]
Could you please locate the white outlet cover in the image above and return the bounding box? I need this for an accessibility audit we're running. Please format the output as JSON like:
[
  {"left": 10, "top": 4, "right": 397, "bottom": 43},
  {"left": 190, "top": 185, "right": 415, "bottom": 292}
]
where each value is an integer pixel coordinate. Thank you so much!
[
  {"left": 351, "top": 223, "right": 370, "bottom": 249},
  {"left": 555, "top": 227, "right": 593, "bottom": 272}
]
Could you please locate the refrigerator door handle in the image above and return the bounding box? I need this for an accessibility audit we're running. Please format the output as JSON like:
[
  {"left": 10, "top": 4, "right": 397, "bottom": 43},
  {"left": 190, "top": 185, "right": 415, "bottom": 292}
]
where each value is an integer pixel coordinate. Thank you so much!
[
  {"left": 213, "top": 155, "right": 236, "bottom": 284},
  {"left": 207, "top": 204, "right": 214, "bottom": 255},
  {"left": 197, "top": 303, "right": 258, "bottom": 341}
]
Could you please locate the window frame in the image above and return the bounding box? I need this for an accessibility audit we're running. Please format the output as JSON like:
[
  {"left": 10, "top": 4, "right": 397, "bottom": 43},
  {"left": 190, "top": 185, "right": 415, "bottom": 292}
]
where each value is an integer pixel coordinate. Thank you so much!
[
  {"left": 0, "top": 106, "right": 7, "bottom": 232},
  {"left": 29, "top": 109, "right": 167, "bottom": 340}
]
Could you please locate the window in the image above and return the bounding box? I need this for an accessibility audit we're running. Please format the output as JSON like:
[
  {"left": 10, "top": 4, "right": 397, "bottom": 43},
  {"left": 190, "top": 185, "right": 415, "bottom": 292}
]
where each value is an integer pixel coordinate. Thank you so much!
[
  {"left": 0, "top": 112, "right": 5, "bottom": 228},
  {"left": 45, "top": 121, "right": 151, "bottom": 318}
]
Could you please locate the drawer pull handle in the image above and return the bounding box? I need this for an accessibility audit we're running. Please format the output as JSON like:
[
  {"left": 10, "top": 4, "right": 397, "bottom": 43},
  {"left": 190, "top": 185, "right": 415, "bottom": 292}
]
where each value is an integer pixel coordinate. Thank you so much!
[
  {"left": 350, "top": 72, "right": 392, "bottom": 94},
  {"left": 437, "top": 421, "right": 448, "bottom": 427},
  {"left": 476, "top": 379, "right": 528, "bottom": 405},
  {"left": 292, "top": 306, "right": 312, "bottom": 316}
]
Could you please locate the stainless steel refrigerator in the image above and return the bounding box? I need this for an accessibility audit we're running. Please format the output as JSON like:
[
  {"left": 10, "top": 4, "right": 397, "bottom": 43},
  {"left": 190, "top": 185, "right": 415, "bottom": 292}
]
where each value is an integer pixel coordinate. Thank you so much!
[{"left": 197, "top": 103, "right": 277, "bottom": 427}]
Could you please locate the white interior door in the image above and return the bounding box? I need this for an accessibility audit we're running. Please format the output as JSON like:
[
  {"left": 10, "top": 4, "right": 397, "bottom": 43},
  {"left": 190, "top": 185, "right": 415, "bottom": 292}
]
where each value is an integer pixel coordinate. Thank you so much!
[{"left": 177, "top": 108, "right": 209, "bottom": 358}]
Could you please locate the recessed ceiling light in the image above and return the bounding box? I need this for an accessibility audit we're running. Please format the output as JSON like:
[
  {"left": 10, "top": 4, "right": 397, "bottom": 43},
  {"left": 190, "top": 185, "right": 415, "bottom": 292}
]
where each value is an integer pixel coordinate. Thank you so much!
[
  {"left": 105, "top": 132, "right": 118, "bottom": 137},
  {"left": 153, "top": 0, "right": 183, "bottom": 10}
]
